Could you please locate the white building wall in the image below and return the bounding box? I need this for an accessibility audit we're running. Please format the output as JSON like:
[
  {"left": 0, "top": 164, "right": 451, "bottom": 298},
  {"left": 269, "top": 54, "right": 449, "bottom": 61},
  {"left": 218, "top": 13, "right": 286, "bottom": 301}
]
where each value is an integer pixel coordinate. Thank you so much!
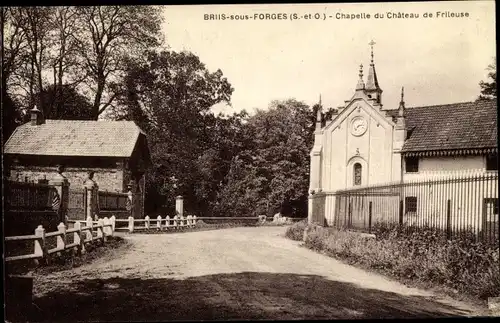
[
  {"left": 402, "top": 172, "right": 498, "bottom": 233},
  {"left": 404, "top": 155, "right": 486, "bottom": 182}
]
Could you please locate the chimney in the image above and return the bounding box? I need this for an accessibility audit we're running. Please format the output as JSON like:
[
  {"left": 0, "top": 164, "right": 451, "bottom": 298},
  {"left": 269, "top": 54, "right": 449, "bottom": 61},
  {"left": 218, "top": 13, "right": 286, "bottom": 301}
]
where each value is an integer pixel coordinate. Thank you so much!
[{"left": 30, "top": 105, "right": 44, "bottom": 126}]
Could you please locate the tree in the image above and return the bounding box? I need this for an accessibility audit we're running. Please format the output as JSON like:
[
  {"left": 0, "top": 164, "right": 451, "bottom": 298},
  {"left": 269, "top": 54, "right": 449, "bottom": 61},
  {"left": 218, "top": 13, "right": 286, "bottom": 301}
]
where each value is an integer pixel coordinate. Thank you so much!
[
  {"left": 216, "top": 99, "right": 314, "bottom": 218},
  {"left": 1, "top": 8, "right": 26, "bottom": 142},
  {"left": 1, "top": 8, "right": 27, "bottom": 95},
  {"left": 116, "top": 49, "right": 235, "bottom": 215},
  {"left": 3, "top": 6, "right": 164, "bottom": 120},
  {"left": 2, "top": 92, "right": 22, "bottom": 144},
  {"left": 33, "top": 84, "right": 94, "bottom": 120},
  {"left": 14, "top": 7, "right": 55, "bottom": 108},
  {"left": 479, "top": 59, "right": 496, "bottom": 100},
  {"left": 74, "top": 6, "right": 164, "bottom": 119},
  {"left": 46, "top": 7, "right": 86, "bottom": 117}
]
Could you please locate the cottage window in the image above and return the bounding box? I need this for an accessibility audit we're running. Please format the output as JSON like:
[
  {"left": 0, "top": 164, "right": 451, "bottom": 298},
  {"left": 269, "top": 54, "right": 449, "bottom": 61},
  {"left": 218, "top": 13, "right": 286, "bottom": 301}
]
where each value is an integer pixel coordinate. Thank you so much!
[
  {"left": 405, "top": 157, "right": 419, "bottom": 173},
  {"left": 405, "top": 196, "right": 417, "bottom": 214},
  {"left": 486, "top": 153, "right": 498, "bottom": 171},
  {"left": 353, "top": 163, "right": 362, "bottom": 186}
]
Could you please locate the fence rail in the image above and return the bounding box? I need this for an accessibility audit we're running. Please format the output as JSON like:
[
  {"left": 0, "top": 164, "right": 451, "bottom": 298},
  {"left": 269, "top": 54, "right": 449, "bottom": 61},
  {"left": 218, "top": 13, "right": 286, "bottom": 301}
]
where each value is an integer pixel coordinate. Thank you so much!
[
  {"left": 329, "top": 172, "right": 498, "bottom": 244},
  {"left": 5, "top": 216, "right": 116, "bottom": 263}
]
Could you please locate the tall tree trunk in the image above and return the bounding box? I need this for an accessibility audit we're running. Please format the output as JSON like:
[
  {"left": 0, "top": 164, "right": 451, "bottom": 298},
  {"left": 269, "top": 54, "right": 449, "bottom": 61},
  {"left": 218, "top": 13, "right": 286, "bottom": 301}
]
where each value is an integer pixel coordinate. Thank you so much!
[{"left": 93, "top": 77, "right": 105, "bottom": 120}]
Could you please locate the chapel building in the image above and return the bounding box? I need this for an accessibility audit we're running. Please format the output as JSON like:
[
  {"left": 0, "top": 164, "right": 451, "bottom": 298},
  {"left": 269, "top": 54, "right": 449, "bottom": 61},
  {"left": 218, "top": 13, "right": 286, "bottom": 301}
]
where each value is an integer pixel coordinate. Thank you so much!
[{"left": 308, "top": 44, "right": 498, "bottom": 226}]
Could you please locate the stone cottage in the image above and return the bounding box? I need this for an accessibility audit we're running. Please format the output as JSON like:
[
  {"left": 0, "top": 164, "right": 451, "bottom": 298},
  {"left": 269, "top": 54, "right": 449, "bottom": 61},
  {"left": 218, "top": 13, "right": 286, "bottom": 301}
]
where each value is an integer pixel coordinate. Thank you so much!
[{"left": 4, "top": 107, "right": 152, "bottom": 218}]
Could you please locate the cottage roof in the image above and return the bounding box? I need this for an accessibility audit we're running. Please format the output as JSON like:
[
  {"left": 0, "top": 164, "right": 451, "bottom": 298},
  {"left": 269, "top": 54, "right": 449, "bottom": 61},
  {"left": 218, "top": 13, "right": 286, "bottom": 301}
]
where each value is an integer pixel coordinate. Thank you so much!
[
  {"left": 4, "top": 120, "right": 149, "bottom": 158},
  {"left": 403, "top": 100, "right": 497, "bottom": 153}
]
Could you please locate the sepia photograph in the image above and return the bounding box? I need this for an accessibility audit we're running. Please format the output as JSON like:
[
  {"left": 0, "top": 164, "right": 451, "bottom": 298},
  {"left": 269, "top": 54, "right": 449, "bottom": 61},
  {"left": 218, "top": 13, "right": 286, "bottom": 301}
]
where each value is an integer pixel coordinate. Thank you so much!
[{"left": 2, "top": 1, "right": 498, "bottom": 321}]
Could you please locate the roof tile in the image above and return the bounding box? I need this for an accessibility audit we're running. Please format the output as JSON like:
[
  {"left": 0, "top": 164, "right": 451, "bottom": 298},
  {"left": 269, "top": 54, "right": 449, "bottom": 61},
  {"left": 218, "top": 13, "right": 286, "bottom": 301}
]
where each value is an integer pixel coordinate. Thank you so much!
[
  {"left": 403, "top": 100, "right": 497, "bottom": 152},
  {"left": 4, "top": 120, "right": 143, "bottom": 157}
]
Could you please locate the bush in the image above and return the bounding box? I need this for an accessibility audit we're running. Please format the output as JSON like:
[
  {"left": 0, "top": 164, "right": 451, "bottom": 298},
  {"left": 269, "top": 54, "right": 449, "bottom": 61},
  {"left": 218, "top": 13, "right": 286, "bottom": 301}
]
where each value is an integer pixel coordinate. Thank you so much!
[
  {"left": 294, "top": 223, "right": 499, "bottom": 300},
  {"left": 284, "top": 220, "right": 308, "bottom": 241}
]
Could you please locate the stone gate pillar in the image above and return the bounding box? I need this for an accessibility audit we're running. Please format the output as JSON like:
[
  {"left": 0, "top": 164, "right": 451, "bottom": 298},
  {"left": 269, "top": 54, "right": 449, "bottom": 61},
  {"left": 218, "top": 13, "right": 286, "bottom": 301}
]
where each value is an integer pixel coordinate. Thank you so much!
[
  {"left": 49, "top": 166, "right": 70, "bottom": 225},
  {"left": 127, "top": 181, "right": 138, "bottom": 219},
  {"left": 175, "top": 196, "right": 184, "bottom": 217},
  {"left": 84, "top": 172, "right": 98, "bottom": 221}
]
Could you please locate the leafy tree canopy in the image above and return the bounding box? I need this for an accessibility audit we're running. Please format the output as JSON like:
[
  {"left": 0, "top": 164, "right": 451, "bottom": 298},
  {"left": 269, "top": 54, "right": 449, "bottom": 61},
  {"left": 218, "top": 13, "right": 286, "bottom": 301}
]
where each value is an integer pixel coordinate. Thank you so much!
[{"left": 478, "top": 59, "right": 496, "bottom": 100}]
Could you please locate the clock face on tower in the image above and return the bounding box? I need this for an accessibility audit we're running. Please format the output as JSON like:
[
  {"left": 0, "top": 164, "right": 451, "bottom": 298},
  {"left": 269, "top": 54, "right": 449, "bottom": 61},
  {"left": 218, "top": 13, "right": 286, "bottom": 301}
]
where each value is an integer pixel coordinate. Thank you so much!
[{"left": 351, "top": 117, "right": 368, "bottom": 136}]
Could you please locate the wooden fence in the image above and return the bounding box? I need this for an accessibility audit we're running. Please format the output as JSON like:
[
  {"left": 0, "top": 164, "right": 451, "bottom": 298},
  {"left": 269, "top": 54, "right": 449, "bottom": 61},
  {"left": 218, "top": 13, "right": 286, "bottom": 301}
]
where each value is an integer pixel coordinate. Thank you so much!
[
  {"left": 115, "top": 215, "right": 198, "bottom": 232},
  {"left": 114, "top": 215, "right": 301, "bottom": 232},
  {"left": 5, "top": 216, "right": 116, "bottom": 264}
]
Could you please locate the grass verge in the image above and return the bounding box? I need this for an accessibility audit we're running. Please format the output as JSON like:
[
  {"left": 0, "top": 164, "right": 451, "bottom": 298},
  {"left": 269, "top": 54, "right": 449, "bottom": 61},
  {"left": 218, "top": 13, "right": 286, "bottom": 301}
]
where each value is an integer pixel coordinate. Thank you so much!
[
  {"left": 285, "top": 221, "right": 499, "bottom": 303},
  {"left": 5, "top": 237, "right": 131, "bottom": 276}
]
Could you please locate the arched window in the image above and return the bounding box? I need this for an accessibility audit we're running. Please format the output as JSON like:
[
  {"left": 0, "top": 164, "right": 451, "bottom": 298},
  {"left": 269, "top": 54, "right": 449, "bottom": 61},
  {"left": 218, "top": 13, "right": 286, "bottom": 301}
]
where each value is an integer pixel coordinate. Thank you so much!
[{"left": 353, "top": 163, "right": 362, "bottom": 186}]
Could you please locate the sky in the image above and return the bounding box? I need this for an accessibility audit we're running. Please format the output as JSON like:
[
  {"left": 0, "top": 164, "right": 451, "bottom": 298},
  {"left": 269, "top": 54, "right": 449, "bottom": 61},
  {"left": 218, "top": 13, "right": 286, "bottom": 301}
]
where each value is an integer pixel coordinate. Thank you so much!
[{"left": 161, "top": 1, "right": 496, "bottom": 115}]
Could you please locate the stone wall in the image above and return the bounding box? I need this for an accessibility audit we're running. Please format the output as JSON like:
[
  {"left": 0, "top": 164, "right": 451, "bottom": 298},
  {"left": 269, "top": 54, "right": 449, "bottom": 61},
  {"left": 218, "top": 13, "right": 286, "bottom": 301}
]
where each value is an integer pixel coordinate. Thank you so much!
[{"left": 10, "top": 166, "right": 124, "bottom": 193}]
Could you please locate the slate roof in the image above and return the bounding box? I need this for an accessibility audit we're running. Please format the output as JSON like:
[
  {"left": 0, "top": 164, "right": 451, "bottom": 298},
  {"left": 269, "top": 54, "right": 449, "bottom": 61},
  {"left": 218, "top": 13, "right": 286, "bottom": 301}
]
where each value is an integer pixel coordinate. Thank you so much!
[
  {"left": 4, "top": 120, "right": 147, "bottom": 158},
  {"left": 402, "top": 100, "right": 497, "bottom": 153}
]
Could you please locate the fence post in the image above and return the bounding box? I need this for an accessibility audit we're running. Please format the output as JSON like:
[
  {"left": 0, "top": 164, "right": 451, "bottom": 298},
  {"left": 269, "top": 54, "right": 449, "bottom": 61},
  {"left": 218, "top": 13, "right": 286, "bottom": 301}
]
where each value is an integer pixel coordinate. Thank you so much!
[
  {"left": 56, "top": 222, "right": 66, "bottom": 251},
  {"left": 368, "top": 201, "right": 373, "bottom": 234},
  {"left": 173, "top": 215, "right": 178, "bottom": 229},
  {"left": 187, "top": 215, "right": 192, "bottom": 227},
  {"left": 74, "top": 221, "right": 85, "bottom": 255},
  {"left": 86, "top": 216, "right": 93, "bottom": 241},
  {"left": 34, "top": 225, "right": 46, "bottom": 264},
  {"left": 157, "top": 215, "right": 162, "bottom": 230},
  {"left": 175, "top": 196, "right": 184, "bottom": 217},
  {"left": 84, "top": 173, "right": 98, "bottom": 221},
  {"left": 49, "top": 166, "right": 70, "bottom": 225},
  {"left": 348, "top": 200, "right": 352, "bottom": 229},
  {"left": 128, "top": 216, "right": 134, "bottom": 233},
  {"left": 399, "top": 200, "right": 404, "bottom": 226},
  {"left": 145, "top": 215, "right": 150, "bottom": 230},
  {"left": 446, "top": 199, "right": 452, "bottom": 240},
  {"left": 165, "top": 215, "right": 170, "bottom": 230},
  {"left": 110, "top": 215, "right": 116, "bottom": 234},
  {"left": 97, "top": 219, "right": 104, "bottom": 242},
  {"left": 193, "top": 215, "right": 197, "bottom": 226},
  {"left": 103, "top": 217, "right": 111, "bottom": 236}
]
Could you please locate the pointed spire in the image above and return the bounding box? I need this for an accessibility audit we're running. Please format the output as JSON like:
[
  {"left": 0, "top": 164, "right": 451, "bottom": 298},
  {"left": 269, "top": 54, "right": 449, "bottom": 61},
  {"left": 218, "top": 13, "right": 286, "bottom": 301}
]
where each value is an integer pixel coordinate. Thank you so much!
[
  {"left": 356, "top": 64, "right": 365, "bottom": 90},
  {"left": 398, "top": 86, "right": 405, "bottom": 116},
  {"left": 315, "top": 103, "right": 322, "bottom": 130},
  {"left": 366, "top": 40, "right": 381, "bottom": 92}
]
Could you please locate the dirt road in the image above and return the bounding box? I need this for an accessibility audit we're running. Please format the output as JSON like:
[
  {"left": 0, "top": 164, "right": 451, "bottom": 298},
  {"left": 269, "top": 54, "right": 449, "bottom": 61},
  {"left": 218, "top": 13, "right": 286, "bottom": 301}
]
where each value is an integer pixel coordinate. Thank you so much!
[{"left": 32, "top": 226, "right": 485, "bottom": 321}]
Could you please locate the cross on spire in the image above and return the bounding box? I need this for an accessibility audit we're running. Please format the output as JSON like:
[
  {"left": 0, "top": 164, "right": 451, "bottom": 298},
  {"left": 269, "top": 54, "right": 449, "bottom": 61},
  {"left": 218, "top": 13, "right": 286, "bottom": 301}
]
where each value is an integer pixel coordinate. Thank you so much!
[{"left": 369, "top": 40, "right": 376, "bottom": 63}]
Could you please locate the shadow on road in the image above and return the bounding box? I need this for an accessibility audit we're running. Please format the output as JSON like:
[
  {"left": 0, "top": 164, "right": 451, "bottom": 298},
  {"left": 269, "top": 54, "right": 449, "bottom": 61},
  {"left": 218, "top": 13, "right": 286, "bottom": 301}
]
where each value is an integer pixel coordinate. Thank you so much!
[{"left": 32, "top": 272, "right": 472, "bottom": 321}]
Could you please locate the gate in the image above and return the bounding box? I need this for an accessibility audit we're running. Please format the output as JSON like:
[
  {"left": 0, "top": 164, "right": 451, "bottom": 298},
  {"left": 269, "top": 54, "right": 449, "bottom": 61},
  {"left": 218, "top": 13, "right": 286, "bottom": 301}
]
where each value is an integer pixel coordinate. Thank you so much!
[{"left": 68, "top": 189, "right": 86, "bottom": 220}]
